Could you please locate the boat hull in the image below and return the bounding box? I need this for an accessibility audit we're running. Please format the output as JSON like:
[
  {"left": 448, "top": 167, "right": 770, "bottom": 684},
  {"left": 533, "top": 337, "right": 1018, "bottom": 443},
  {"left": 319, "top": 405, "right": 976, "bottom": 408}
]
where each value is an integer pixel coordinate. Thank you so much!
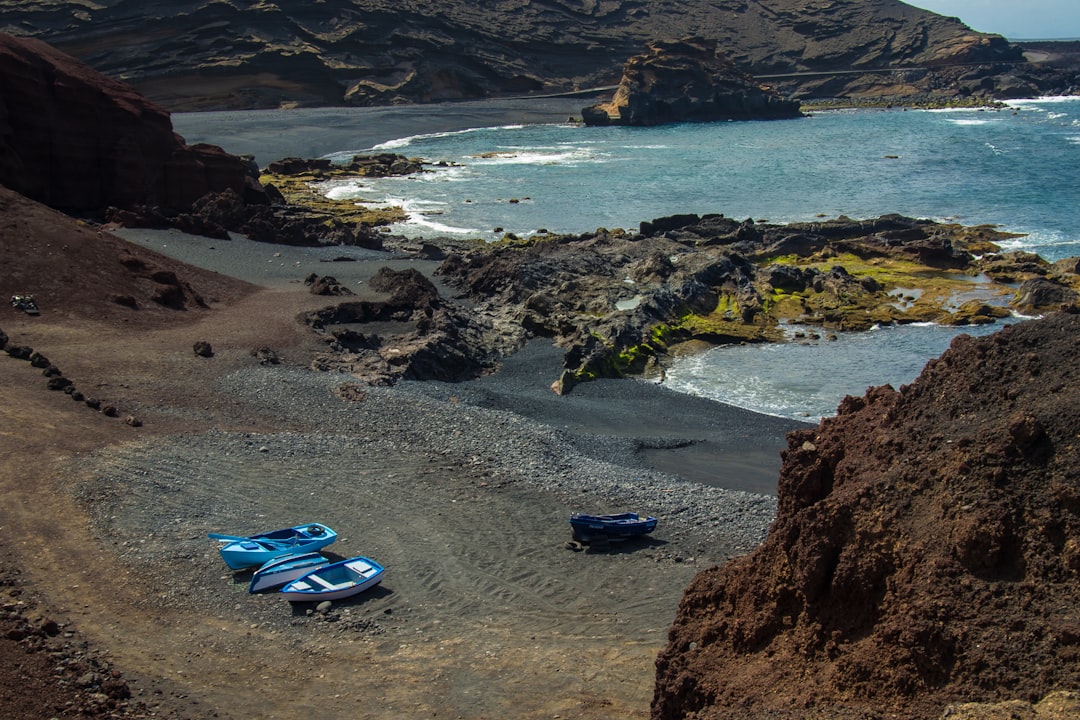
[
  {"left": 280, "top": 556, "right": 385, "bottom": 602},
  {"left": 569, "top": 512, "right": 657, "bottom": 540},
  {"left": 216, "top": 523, "right": 337, "bottom": 570},
  {"left": 248, "top": 552, "right": 330, "bottom": 593}
]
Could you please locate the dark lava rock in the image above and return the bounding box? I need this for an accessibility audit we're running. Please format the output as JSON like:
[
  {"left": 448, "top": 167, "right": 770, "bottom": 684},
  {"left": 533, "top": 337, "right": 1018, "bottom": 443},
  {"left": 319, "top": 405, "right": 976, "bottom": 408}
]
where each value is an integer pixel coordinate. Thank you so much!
[{"left": 582, "top": 38, "right": 803, "bottom": 127}]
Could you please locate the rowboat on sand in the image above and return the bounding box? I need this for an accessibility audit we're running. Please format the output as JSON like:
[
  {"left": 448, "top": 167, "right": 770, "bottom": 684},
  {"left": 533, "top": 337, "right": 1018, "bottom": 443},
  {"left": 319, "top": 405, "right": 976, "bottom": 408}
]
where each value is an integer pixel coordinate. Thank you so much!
[
  {"left": 210, "top": 523, "right": 337, "bottom": 570},
  {"left": 248, "top": 552, "right": 330, "bottom": 594},
  {"left": 280, "top": 556, "right": 385, "bottom": 602},
  {"left": 569, "top": 512, "right": 657, "bottom": 540}
]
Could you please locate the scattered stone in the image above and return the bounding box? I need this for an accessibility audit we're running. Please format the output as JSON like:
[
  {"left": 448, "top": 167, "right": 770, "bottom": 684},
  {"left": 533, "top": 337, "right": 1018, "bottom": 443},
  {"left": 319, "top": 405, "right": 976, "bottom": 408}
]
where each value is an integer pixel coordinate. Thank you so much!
[
  {"left": 5, "top": 344, "right": 31, "bottom": 360},
  {"left": 46, "top": 376, "right": 73, "bottom": 391},
  {"left": 124, "top": 415, "right": 142, "bottom": 427},
  {"left": 193, "top": 340, "right": 214, "bottom": 358},
  {"left": 251, "top": 346, "right": 280, "bottom": 365}
]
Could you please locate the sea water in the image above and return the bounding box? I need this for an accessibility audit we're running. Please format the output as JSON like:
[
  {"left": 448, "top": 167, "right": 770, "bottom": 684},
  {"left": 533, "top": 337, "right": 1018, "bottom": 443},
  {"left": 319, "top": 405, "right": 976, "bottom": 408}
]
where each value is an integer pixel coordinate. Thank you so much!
[{"left": 176, "top": 97, "right": 1080, "bottom": 421}]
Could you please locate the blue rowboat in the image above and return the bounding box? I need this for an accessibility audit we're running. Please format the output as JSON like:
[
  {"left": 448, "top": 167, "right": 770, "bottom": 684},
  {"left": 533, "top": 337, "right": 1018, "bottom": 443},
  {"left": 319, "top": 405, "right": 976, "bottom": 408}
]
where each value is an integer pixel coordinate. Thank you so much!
[
  {"left": 280, "top": 556, "right": 385, "bottom": 602},
  {"left": 210, "top": 523, "right": 337, "bottom": 570},
  {"left": 569, "top": 512, "right": 657, "bottom": 540},
  {"left": 248, "top": 552, "right": 330, "bottom": 594}
]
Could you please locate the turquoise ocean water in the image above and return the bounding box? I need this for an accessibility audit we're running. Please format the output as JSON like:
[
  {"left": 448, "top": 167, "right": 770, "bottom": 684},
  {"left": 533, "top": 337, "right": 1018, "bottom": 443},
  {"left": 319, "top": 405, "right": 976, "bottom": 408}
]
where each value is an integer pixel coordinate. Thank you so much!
[{"left": 177, "top": 97, "right": 1080, "bottom": 421}]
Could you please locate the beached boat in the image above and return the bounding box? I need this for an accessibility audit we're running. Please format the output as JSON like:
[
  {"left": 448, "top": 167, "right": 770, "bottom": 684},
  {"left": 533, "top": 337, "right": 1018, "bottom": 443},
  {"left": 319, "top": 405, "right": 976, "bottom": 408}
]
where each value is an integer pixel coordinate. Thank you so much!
[
  {"left": 210, "top": 523, "right": 337, "bottom": 570},
  {"left": 569, "top": 512, "right": 657, "bottom": 540},
  {"left": 280, "top": 556, "right": 385, "bottom": 602},
  {"left": 248, "top": 552, "right": 330, "bottom": 594}
]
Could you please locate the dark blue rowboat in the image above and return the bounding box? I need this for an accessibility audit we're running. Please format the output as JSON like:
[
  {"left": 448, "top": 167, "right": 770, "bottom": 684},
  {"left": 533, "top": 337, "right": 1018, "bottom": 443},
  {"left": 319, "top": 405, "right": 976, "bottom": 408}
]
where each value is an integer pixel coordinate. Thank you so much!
[{"left": 569, "top": 512, "right": 657, "bottom": 540}]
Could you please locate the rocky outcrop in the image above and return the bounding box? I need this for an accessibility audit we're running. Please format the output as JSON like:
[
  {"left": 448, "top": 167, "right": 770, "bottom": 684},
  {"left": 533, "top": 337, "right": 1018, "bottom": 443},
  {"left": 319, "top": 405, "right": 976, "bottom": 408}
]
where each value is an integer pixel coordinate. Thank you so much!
[
  {"left": 105, "top": 187, "right": 386, "bottom": 249},
  {"left": 652, "top": 312, "right": 1080, "bottom": 719},
  {"left": 430, "top": 213, "right": 1078, "bottom": 389},
  {"left": 304, "top": 267, "right": 504, "bottom": 386},
  {"left": 3, "top": 0, "right": 1039, "bottom": 110},
  {"left": 0, "top": 32, "right": 262, "bottom": 211},
  {"left": 582, "top": 38, "right": 803, "bottom": 126}
]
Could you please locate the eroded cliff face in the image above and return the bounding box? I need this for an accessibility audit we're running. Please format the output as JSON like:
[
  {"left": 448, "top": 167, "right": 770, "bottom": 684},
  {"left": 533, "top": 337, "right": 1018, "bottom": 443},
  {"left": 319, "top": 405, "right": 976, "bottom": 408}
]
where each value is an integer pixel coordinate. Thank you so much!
[
  {"left": 652, "top": 313, "right": 1080, "bottom": 719},
  {"left": 0, "top": 0, "right": 1030, "bottom": 109},
  {"left": 0, "top": 32, "right": 258, "bottom": 211}
]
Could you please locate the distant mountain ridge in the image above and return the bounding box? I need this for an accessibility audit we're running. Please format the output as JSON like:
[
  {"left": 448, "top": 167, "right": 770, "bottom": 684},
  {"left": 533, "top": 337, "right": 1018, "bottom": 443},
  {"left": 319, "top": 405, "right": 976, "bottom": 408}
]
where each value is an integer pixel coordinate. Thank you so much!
[{"left": 0, "top": 0, "right": 1054, "bottom": 109}]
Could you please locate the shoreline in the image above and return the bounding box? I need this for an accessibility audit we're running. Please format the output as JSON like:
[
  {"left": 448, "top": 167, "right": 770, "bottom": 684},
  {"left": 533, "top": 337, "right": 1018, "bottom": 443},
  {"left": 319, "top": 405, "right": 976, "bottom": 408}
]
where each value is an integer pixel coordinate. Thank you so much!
[
  {"left": 171, "top": 97, "right": 590, "bottom": 166},
  {"left": 115, "top": 227, "right": 806, "bottom": 496}
]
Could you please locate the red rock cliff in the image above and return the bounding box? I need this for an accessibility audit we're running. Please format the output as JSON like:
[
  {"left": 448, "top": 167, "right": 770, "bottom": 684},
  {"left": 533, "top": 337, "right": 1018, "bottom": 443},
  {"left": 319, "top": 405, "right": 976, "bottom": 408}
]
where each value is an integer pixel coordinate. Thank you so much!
[
  {"left": 0, "top": 32, "right": 254, "bottom": 211},
  {"left": 653, "top": 313, "right": 1080, "bottom": 719}
]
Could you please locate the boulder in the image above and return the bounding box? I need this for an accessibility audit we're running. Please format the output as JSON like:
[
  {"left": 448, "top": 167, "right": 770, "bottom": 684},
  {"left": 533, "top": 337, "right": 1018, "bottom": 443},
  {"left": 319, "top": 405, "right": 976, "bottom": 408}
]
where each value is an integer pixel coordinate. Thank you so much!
[
  {"left": 582, "top": 38, "right": 803, "bottom": 127},
  {"left": 1013, "top": 277, "right": 1079, "bottom": 311}
]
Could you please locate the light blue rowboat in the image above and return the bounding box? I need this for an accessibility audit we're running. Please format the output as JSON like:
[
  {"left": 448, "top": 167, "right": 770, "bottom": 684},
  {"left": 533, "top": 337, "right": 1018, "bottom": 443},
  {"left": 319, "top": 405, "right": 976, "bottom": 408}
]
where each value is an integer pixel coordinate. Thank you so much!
[
  {"left": 280, "top": 556, "right": 385, "bottom": 602},
  {"left": 248, "top": 552, "right": 330, "bottom": 593},
  {"left": 210, "top": 523, "right": 337, "bottom": 570}
]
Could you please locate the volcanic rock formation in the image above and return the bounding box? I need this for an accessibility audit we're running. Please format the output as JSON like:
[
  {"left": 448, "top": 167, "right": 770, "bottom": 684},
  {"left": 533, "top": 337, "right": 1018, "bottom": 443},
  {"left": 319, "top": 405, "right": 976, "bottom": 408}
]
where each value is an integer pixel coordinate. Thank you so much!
[
  {"left": 0, "top": 32, "right": 261, "bottom": 211},
  {"left": 581, "top": 38, "right": 803, "bottom": 126},
  {"left": 1, "top": 0, "right": 1041, "bottom": 110},
  {"left": 651, "top": 312, "right": 1080, "bottom": 719},
  {"left": 433, "top": 213, "right": 1080, "bottom": 392}
]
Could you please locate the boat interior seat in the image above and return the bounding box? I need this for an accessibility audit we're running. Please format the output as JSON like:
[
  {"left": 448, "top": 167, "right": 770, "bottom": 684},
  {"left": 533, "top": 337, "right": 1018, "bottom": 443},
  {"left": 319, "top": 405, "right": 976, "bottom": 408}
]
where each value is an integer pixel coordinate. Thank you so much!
[{"left": 309, "top": 574, "right": 354, "bottom": 591}]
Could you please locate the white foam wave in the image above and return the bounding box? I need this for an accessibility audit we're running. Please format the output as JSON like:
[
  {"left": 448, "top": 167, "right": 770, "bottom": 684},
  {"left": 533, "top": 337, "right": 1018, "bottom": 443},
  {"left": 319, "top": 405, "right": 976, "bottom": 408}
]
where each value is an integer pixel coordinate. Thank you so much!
[
  {"left": 396, "top": 216, "right": 482, "bottom": 235},
  {"left": 368, "top": 124, "right": 528, "bottom": 152},
  {"left": 471, "top": 146, "right": 604, "bottom": 165},
  {"left": 1005, "top": 96, "right": 1080, "bottom": 107},
  {"left": 323, "top": 182, "right": 367, "bottom": 200},
  {"left": 947, "top": 118, "right": 991, "bottom": 126}
]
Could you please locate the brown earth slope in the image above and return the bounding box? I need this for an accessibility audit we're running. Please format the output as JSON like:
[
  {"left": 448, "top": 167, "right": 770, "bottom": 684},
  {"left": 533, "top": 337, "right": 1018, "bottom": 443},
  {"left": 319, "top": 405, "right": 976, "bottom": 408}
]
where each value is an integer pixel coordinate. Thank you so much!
[
  {"left": 653, "top": 313, "right": 1080, "bottom": 719},
  {"left": 1, "top": 0, "right": 1029, "bottom": 109}
]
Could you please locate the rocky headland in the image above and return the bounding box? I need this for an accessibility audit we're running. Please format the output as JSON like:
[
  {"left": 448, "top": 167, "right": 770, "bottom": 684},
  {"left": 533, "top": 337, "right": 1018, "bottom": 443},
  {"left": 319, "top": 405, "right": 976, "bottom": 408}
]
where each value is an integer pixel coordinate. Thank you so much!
[
  {"left": 3, "top": 0, "right": 1077, "bottom": 110},
  {"left": 581, "top": 38, "right": 803, "bottom": 126}
]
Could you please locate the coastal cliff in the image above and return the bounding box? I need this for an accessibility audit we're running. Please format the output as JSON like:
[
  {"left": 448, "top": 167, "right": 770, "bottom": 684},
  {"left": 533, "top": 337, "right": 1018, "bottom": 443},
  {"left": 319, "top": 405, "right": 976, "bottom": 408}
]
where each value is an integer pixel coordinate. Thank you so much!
[
  {"left": 1, "top": 0, "right": 1050, "bottom": 110},
  {"left": 581, "top": 38, "right": 803, "bottom": 126},
  {"left": 0, "top": 32, "right": 260, "bottom": 211},
  {"left": 652, "top": 313, "right": 1080, "bottom": 719}
]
